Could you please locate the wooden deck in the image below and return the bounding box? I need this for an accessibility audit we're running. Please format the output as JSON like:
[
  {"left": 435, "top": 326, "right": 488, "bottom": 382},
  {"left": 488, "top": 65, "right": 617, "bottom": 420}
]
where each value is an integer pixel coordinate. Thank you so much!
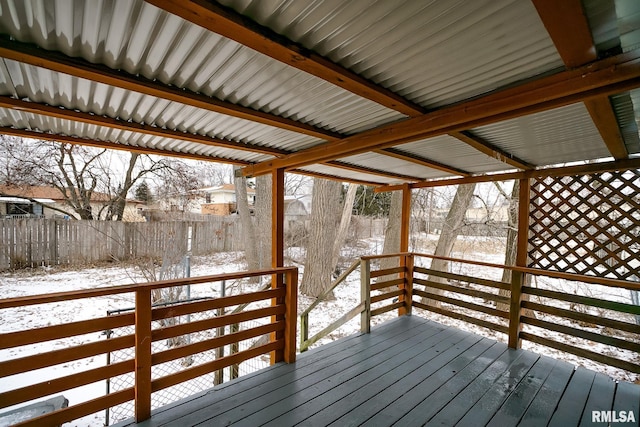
[{"left": 116, "top": 316, "right": 640, "bottom": 427}]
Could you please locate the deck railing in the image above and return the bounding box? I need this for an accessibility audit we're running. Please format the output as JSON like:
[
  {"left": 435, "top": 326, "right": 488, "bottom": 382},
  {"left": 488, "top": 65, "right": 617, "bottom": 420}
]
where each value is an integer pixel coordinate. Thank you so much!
[
  {"left": 356, "top": 252, "right": 640, "bottom": 376},
  {"left": 0, "top": 267, "right": 297, "bottom": 426}
]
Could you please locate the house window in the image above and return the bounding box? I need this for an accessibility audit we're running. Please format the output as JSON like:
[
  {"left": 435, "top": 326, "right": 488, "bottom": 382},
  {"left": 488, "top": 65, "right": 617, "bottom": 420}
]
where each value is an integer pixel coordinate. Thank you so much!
[
  {"left": 7, "top": 203, "right": 32, "bottom": 215},
  {"left": 205, "top": 193, "right": 211, "bottom": 203}
]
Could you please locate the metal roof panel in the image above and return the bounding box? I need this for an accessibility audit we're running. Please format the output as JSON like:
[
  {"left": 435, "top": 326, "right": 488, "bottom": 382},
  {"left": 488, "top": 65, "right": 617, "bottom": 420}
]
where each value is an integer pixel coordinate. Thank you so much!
[
  {"left": 0, "top": 0, "right": 405, "bottom": 135},
  {"left": 218, "top": 0, "right": 564, "bottom": 108},
  {"left": 471, "top": 103, "right": 611, "bottom": 166}
]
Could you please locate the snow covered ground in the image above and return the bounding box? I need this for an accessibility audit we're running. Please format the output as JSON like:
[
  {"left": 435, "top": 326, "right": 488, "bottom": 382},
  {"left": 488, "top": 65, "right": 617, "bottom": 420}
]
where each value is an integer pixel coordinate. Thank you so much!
[{"left": 1, "top": 236, "right": 639, "bottom": 426}]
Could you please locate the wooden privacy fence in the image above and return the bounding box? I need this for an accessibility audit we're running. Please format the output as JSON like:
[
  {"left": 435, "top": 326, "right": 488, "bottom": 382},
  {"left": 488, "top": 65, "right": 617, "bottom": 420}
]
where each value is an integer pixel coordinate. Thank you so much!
[
  {"left": 0, "top": 267, "right": 298, "bottom": 426},
  {"left": 0, "top": 217, "right": 241, "bottom": 270}
]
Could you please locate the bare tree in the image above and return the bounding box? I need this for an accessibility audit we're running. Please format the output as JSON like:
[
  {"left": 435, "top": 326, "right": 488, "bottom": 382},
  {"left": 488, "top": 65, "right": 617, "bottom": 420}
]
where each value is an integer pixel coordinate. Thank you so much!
[
  {"left": 102, "top": 153, "right": 172, "bottom": 221},
  {"left": 378, "top": 190, "right": 403, "bottom": 285},
  {"left": 234, "top": 166, "right": 260, "bottom": 274},
  {"left": 254, "top": 174, "right": 272, "bottom": 269},
  {"left": 154, "top": 160, "right": 204, "bottom": 212},
  {"left": 331, "top": 183, "right": 358, "bottom": 272},
  {"left": 300, "top": 178, "right": 342, "bottom": 297},
  {"left": 1, "top": 137, "right": 170, "bottom": 220},
  {"left": 424, "top": 183, "right": 477, "bottom": 306}
]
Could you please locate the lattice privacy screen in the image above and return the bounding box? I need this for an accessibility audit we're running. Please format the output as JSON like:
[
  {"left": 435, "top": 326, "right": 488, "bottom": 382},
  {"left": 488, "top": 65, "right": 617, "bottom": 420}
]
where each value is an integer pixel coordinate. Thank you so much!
[{"left": 528, "top": 170, "right": 640, "bottom": 280}]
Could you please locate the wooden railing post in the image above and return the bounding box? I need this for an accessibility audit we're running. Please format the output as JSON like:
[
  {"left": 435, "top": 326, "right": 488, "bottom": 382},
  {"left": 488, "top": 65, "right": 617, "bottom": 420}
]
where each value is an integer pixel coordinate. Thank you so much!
[
  {"left": 284, "top": 269, "right": 298, "bottom": 363},
  {"left": 508, "top": 271, "right": 525, "bottom": 348},
  {"left": 509, "top": 178, "right": 531, "bottom": 349},
  {"left": 134, "top": 289, "right": 152, "bottom": 422},
  {"left": 300, "top": 313, "right": 309, "bottom": 353},
  {"left": 399, "top": 254, "right": 414, "bottom": 316},
  {"left": 360, "top": 258, "right": 371, "bottom": 333}
]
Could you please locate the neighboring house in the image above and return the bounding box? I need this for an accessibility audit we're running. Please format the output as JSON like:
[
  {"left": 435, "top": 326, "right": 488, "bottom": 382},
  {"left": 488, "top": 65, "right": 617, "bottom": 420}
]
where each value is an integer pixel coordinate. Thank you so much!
[
  {"left": 284, "top": 196, "right": 308, "bottom": 221},
  {"left": 0, "top": 185, "right": 144, "bottom": 221},
  {"left": 198, "top": 184, "right": 256, "bottom": 216}
]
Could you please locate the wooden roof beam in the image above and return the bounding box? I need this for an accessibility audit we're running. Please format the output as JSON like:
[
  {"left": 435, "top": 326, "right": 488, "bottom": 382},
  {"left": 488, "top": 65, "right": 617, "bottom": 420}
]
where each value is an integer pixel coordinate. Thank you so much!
[
  {"left": 0, "top": 36, "right": 342, "bottom": 142},
  {"left": 583, "top": 98, "right": 629, "bottom": 160},
  {"left": 323, "top": 161, "right": 424, "bottom": 182},
  {"left": 533, "top": 0, "right": 628, "bottom": 160},
  {"left": 449, "top": 131, "right": 534, "bottom": 170},
  {"left": 289, "top": 169, "right": 385, "bottom": 187},
  {"left": 0, "top": 96, "right": 289, "bottom": 158},
  {"left": 243, "top": 48, "right": 640, "bottom": 177},
  {"left": 376, "top": 157, "right": 640, "bottom": 192},
  {"left": 145, "top": 0, "right": 426, "bottom": 117},
  {"left": 0, "top": 127, "right": 253, "bottom": 164},
  {"left": 374, "top": 148, "right": 471, "bottom": 177}
]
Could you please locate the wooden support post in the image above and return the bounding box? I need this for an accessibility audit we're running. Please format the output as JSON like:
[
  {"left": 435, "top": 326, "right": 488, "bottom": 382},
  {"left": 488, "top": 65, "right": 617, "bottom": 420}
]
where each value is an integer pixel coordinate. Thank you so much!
[
  {"left": 284, "top": 269, "right": 298, "bottom": 363},
  {"left": 401, "top": 254, "right": 414, "bottom": 316},
  {"left": 360, "top": 258, "right": 371, "bottom": 333},
  {"left": 134, "top": 289, "right": 152, "bottom": 422},
  {"left": 399, "top": 184, "right": 412, "bottom": 316},
  {"left": 271, "top": 168, "right": 285, "bottom": 364},
  {"left": 508, "top": 178, "right": 531, "bottom": 349}
]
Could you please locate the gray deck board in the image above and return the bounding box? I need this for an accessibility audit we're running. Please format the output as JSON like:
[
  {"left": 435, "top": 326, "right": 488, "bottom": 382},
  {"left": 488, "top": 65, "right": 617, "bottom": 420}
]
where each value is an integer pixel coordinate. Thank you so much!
[
  {"left": 486, "top": 356, "right": 558, "bottom": 426},
  {"left": 385, "top": 341, "right": 508, "bottom": 427},
  {"left": 548, "top": 367, "right": 596, "bottom": 427},
  {"left": 517, "top": 360, "right": 575, "bottom": 427},
  {"left": 579, "top": 372, "right": 616, "bottom": 427},
  {"left": 612, "top": 381, "right": 640, "bottom": 418},
  {"left": 290, "top": 333, "right": 490, "bottom": 427},
  {"left": 113, "top": 315, "right": 640, "bottom": 427}
]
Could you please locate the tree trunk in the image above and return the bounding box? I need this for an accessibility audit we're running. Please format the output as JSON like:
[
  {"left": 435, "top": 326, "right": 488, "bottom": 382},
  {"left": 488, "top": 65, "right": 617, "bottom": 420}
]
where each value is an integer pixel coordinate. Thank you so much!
[
  {"left": 424, "top": 183, "right": 476, "bottom": 306},
  {"left": 497, "top": 180, "right": 519, "bottom": 312},
  {"left": 496, "top": 180, "right": 534, "bottom": 317},
  {"left": 331, "top": 183, "right": 358, "bottom": 273},
  {"left": 111, "top": 153, "right": 139, "bottom": 221},
  {"left": 300, "top": 178, "right": 342, "bottom": 298},
  {"left": 255, "top": 174, "right": 272, "bottom": 269},
  {"left": 378, "top": 190, "right": 403, "bottom": 285},
  {"left": 234, "top": 167, "right": 260, "bottom": 274}
]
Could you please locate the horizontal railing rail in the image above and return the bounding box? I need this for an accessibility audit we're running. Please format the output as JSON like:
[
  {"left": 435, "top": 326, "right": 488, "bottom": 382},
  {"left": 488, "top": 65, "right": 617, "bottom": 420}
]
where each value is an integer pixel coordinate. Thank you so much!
[
  {"left": 353, "top": 252, "right": 640, "bottom": 376},
  {"left": 0, "top": 267, "right": 297, "bottom": 426}
]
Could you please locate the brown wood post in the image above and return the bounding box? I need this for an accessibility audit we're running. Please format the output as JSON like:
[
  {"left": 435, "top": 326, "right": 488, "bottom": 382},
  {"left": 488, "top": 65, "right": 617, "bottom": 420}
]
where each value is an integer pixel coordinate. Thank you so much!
[
  {"left": 284, "top": 269, "right": 298, "bottom": 363},
  {"left": 230, "top": 322, "right": 239, "bottom": 379},
  {"left": 402, "top": 254, "right": 414, "bottom": 316},
  {"left": 399, "top": 184, "right": 411, "bottom": 316},
  {"left": 508, "top": 178, "right": 531, "bottom": 349},
  {"left": 360, "top": 258, "right": 371, "bottom": 333},
  {"left": 300, "top": 313, "right": 308, "bottom": 353},
  {"left": 134, "top": 289, "right": 152, "bottom": 422},
  {"left": 271, "top": 168, "right": 285, "bottom": 364}
]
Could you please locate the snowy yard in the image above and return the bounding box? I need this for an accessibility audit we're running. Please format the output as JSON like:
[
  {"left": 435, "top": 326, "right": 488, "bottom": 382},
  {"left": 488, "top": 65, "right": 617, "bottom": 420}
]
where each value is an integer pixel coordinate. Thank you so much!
[{"left": 1, "top": 236, "right": 639, "bottom": 426}]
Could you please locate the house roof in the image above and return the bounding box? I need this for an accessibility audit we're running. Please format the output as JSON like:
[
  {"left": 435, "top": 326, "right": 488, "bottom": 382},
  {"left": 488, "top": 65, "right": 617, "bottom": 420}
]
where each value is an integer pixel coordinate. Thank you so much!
[
  {"left": 0, "top": 185, "right": 120, "bottom": 203},
  {"left": 199, "top": 184, "right": 256, "bottom": 194},
  {"left": 0, "top": 1, "right": 639, "bottom": 186}
]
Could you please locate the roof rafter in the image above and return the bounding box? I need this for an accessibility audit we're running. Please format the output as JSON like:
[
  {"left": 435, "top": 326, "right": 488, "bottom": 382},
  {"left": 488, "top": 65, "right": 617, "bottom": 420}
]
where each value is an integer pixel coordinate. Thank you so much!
[
  {"left": 377, "top": 157, "right": 640, "bottom": 192},
  {"left": 0, "top": 96, "right": 289, "bottom": 158},
  {"left": 289, "top": 169, "right": 385, "bottom": 187},
  {"left": 449, "top": 131, "right": 534, "bottom": 170},
  {"left": 0, "top": 36, "right": 342, "bottom": 141},
  {"left": 1, "top": 127, "right": 253, "bottom": 164},
  {"left": 145, "top": 0, "right": 426, "bottom": 117},
  {"left": 373, "top": 148, "right": 471, "bottom": 177},
  {"left": 533, "top": 0, "right": 628, "bottom": 160},
  {"left": 243, "top": 48, "right": 640, "bottom": 177},
  {"left": 323, "top": 161, "right": 424, "bottom": 182},
  {"left": 0, "top": 97, "right": 424, "bottom": 182}
]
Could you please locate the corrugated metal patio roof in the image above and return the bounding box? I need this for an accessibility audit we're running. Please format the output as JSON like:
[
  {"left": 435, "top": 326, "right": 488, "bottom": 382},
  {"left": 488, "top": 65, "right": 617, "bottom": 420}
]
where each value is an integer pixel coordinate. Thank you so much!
[{"left": 0, "top": 0, "right": 638, "bottom": 186}]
